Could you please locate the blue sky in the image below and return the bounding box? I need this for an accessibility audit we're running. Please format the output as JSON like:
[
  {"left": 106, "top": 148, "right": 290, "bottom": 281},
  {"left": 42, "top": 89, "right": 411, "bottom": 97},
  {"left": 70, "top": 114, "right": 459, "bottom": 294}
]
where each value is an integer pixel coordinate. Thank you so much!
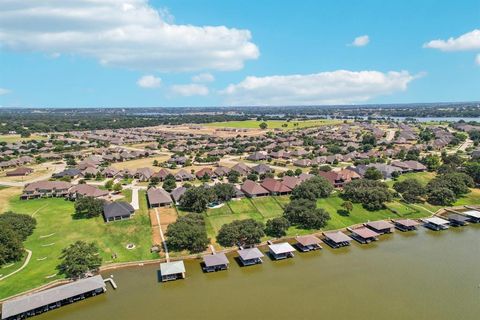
[{"left": 0, "top": 0, "right": 479, "bottom": 108}]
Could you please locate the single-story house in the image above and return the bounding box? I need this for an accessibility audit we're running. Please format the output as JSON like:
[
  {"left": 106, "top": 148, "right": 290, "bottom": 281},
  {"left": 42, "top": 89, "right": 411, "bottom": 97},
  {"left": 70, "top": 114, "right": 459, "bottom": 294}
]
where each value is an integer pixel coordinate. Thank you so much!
[
  {"left": 241, "top": 180, "right": 269, "bottom": 198},
  {"left": 147, "top": 188, "right": 173, "bottom": 208},
  {"left": 103, "top": 202, "right": 135, "bottom": 222}
]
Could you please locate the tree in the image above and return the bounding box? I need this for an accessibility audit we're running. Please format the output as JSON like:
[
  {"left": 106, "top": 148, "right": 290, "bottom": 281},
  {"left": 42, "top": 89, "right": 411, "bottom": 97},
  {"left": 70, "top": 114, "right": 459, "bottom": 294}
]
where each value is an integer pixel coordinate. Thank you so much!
[
  {"left": 294, "top": 168, "right": 303, "bottom": 176},
  {"left": 0, "top": 212, "right": 37, "bottom": 241},
  {"left": 213, "top": 183, "right": 236, "bottom": 202},
  {"left": 259, "top": 122, "right": 268, "bottom": 130},
  {"left": 265, "top": 217, "right": 290, "bottom": 238},
  {"left": 0, "top": 227, "right": 23, "bottom": 266},
  {"left": 162, "top": 174, "right": 177, "bottom": 192},
  {"left": 104, "top": 179, "right": 114, "bottom": 191},
  {"left": 427, "top": 173, "right": 473, "bottom": 197},
  {"left": 113, "top": 183, "right": 123, "bottom": 193},
  {"left": 179, "top": 186, "right": 215, "bottom": 213},
  {"left": 464, "top": 162, "right": 480, "bottom": 185},
  {"left": 290, "top": 176, "right": 333, "bottom": 201},
  {"left": 427, "top": 187, "right": 456, "bottom": 206},
  {"left": 149, "top": 176, "right": 160, "bottom": 187},
  {"left": 362, "top": 134, "right": 377, "bottom": 146},
  {"left": 57, "top": 241, "right": 102, "bottom": 279},
  {"left": 74, "top": 196, "right": 105, "bottom": 218},
  {"left": 227, "top": 170, "right": 240, "bottom": 183},
  {"left": 166, "top": 214, "right": 209, "bottom": 253},
  {"left": 364, "top": 167, "right": 383, "bottom": 180},
  {"left": 393, "top": 179, "right": 426, "bottom": 203},
  {"left": 343, "top": 179, "right": 392, "bottom": 210},
  {"left": 283, "top": 199, "right": 330, "bottom": 229},
  {"left": 341, "top": 201, "right": 354, "bottom": 214},
  {"left": 217, "top": 219, "right": 265, "bottom": 247},
  {"left": 421, "top": 154, "right": 441, "bottom": 171},
  {"left": 247, "top": 173, "right": 258, "bottom": 181}
]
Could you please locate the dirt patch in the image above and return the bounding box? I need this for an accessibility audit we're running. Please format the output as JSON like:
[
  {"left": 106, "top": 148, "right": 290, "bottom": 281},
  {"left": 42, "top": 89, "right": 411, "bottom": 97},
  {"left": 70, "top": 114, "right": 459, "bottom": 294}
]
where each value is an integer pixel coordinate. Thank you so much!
[{"left": 158, "top": 207, "right": 178, "bottom": 232}]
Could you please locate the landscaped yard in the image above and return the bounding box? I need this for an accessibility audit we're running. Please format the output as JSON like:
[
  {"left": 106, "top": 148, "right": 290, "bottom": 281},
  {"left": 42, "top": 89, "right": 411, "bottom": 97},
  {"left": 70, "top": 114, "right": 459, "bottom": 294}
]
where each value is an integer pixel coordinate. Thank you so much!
[
  {"left": 0, "top": 190, "right": 155, "bottom": 300},
  {"left": 386, "top": 171, "right": 436, "bottom": 188},
  {"left": 203, "top": 119, "right": 344, "bottom": 130}
]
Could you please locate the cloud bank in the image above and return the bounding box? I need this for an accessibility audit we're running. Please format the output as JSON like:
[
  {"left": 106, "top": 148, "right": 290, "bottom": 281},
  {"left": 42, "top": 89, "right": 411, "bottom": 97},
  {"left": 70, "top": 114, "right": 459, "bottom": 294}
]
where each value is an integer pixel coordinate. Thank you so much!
[
  {"left": 222, "top": 70, "right": 417, "bottom": 105},
  {"left": 0, "top": 0, "right": 259, "bottom": 72},
  {"left": 424, "top": 29, "right": 480, "bottom": 51},
  {"left": 137, "top": 75, "right": 161, "bottom": 88}
]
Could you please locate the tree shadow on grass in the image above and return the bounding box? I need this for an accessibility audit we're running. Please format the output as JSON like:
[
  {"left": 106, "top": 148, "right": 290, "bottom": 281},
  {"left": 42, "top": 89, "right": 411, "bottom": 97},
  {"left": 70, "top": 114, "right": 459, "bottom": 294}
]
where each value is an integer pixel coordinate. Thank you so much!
[{"left": 337, "top": 209, "right": 350, "bottom": 217}]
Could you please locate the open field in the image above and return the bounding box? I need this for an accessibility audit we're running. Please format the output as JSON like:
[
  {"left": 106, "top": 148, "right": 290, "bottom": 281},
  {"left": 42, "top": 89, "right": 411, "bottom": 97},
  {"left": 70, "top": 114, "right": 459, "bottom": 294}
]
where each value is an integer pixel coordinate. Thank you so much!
[
  {"left": 0, "top": 134, "right": 47, "bottom": 143},
  {"left": 0, "top": 163, "right": 56, "bottom": 183},
  {"left": 0, "top": 186, "right": 22, "bottom": 211},
  {"left": 203, "top": 119, "right": 344, "bottom": 130},
  {"left": 386, "top": 171, "right": 436, "bottom": 187},
  {"left": 0, "top": 190, "right": 155, "bottom": 300},
  {"left": 111, "top": 154, "right": 171, "bottom": 170}
]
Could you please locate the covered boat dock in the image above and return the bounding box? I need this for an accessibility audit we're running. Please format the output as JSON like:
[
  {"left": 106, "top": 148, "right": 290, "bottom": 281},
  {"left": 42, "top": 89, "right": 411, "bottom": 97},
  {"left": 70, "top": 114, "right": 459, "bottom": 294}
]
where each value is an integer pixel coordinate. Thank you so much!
[
  {"left": 365, "top": 221, "right": 395, "bottom": 234},
  {"left": 446, "top": 213, "right": 469, "bottom": 227},
  {"left": 295, "top": 235, "right": 322, "bottom": 252},
  {"left": 393, "top": 219, "right": 420, "bottom": 232},
  {"left": 1, "top": 276, "right": 106, "bottom": 320},
  {"left": 463, "top": 210, "right": 480, "bottom": 223},
  {"left": 237, "top": 248, "right": 264, "bottom": 266},
  {"left": 159, "top": 261, "right": 186, "bottom": 282},
  {"left": 202, "top": 253, "right": 229, "bottom": 272},
  {"left": 349, "top": 227, "right": 380, "bottom": 244},
  {"left": 322, "top": 231, "right": 352, "bottom": 248},
  {"left": 268, "top": 242, "right": 295, "bottom": 260},
  {"left": 423, "top": 217, "right": 450, "bottom": 231}
]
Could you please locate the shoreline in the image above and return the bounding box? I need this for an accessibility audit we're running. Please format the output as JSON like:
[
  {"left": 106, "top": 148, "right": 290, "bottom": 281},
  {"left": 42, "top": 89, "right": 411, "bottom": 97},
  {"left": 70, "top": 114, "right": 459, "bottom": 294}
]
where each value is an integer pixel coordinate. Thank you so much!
[{"left": 2, "top": 204, "right": 469, "bottom": 304}]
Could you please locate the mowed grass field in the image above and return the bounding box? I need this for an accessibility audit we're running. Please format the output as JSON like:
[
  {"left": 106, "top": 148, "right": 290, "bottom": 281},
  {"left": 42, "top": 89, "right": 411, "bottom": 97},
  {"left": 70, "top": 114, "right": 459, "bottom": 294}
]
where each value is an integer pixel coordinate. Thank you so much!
[
  {"left": 0, "top": 190, "right": 156, "bottom": 300},
  {"left": 111, "top": 154, "right": 171, "bottom": 170},
  {"left": 0, "top": 134, "right": 47, "bottom": 143},
  {"left": 203, "top": 119, "right": 344, "bottom": 130}
]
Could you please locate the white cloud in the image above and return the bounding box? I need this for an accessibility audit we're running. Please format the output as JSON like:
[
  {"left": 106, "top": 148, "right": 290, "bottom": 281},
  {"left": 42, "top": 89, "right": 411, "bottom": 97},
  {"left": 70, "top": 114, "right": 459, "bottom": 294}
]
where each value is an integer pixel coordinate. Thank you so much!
[
  {"left": 424, "top": 29, "right": 480, "bottom": 51},
  {"left": 222, "top": 70, "right": 418, "bottom": 106},
  {"left": 192, "top": 73, "right": 215, "bottom": 83},
  {"left": 351, "top": 35, "right": 369, "bottom": 47},
  {"left": 137, "top": 75, "right": 161, "bottom": 88},
  {"left": 0, "top": 0, "right": 259, "bottom": 72},
  {"left": 170, "top": 84, "right": 209, "bottom": 96},
  {"left": 476, "top": 54, "right": 480, "bottom": 66},
  {"left": 0, "top": 88, "right": 11, "bottom": 95}
]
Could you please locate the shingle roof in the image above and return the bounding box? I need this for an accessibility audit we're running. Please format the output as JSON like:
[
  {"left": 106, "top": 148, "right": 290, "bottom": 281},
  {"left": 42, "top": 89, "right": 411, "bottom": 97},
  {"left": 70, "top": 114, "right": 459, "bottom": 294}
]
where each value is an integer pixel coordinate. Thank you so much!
[
  {"left": 237, "top": 247, "right": 264, "bottom": 260},
  {"left": 203, "top": 253, "right": 229, "bottom": 267},
  {"left": 147, "top": 188, "right": 172, "bottom": 205},
  {"left": 103, "top": 202, "right": 134, "bottom": 219},
  {"left": 160, "top": 261, "right": 185, "bottom": 276}
]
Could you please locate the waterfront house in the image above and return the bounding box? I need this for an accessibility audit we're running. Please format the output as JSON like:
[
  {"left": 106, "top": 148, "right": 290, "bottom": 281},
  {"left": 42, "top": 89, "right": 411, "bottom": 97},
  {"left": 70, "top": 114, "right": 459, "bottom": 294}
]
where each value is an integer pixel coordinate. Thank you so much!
[
  {"left": 446, "top": 213, "right": 469, "bottom": 227},
  {"left": 322, "top": 231, "right": 352, "bottom": 248},
  {"left": 1, "top": 276, "right": 106, "bottom": 320},
  {"left": 393, "top": 219, "right": 420, "bottom": 232},
  {"left": 202, "top": 253, "right": 229, "bottom": 272},
  {"left": 237, "top": 248, "right": 264, "bottom": 266},
  {"left": 68, "top": 184, "right": 109, "bottom": 200},
  {"left": 365, "top": 221, "right": 395, "bottom": 234},
  {"left": 103, "top": 202, "right": 135, "bottom": 222},
  {"left": 241, "top": 180, "right": 269, "bottom": 198},
  {"left": 260, "top": 178, "right": 291, "bottom": 195},
  {"left": 349, "top": 227, "right": 380, "bottom": 244},
  {"left": 268, "top": 242, "right": 295, "bottom": 260},
  {"left": 147, "top": 188, "right": 173, "bottom": 208},
  {"left": 159, "top": 261, "right": 186, "bottom": 282},
  {"left": 462, "top": 210, "right": 480, "bottom": 223},
  {"left": 170, "top": 186, "right": 187, "bottom": 204},
  {"left": 423, "top": 217, "right": 450, "bottom": 231},
  {"left": 295, "top": 235, "right": 322, "bottom": 252}
]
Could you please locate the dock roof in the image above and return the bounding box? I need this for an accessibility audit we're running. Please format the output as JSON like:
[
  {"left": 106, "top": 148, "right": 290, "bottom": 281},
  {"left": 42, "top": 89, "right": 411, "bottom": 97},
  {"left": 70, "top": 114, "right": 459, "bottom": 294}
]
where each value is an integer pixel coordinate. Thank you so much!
[
  {"left": 295, "top": 235, "right": 321, "bottom": 246},
  {"left": 463, "top": 210, "right": 480, "bottom": 218},
  {"left": 268, "top": 242, "right": 296, "bottom": 255},
  {"left": 237, "top": 247, "right": 264, "bottom": 260},
  {"left": 447, "top": 213, "right": 469, "bottom": 222},
  {"left": 323, "top": 231, "right": 353, "bottom": 243},
  {"left": 350, "top": 227, "right": 380, "bottom": 239},
  {"left": 160, "top": 261, "right": 186, "bottom": 276},
  {"left": 424, "top": 217, "right": 449, "bottom": 226},
  {"left": 1, "top": 276, "right": 105, "bottom": 320},
  {"left": 394, "top": 219, "right": 420, "bottom": 227},
  {"left": 366, "top": 220, "right": 394, "bottom": 231},
  {"left": 203, "top": 253, "right": 229, "bottom": 267}
]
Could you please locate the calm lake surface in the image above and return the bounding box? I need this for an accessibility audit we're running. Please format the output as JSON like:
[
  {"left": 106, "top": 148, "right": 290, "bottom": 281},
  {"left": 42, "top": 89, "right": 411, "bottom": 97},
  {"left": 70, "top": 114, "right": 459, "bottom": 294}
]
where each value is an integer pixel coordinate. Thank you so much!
[{"left": 37, "top": 225, "right": 480, "bottom": 320}]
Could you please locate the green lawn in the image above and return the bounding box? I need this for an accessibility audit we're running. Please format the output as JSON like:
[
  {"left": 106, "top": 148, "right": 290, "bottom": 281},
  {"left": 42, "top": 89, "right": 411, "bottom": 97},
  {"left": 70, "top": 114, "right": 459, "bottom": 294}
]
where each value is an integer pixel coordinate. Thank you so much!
[
  {"left": 0, "top": 191, "right": 155, "bottom": 300},
  {"left": 0, "top": 134, "right": 46, "bottom": 143},
  {"left": 386, "top": 171, "right": 436, "bottom": 187},
  {"left": 250, "top": 197, "right": 284, "bottom": 219},
  {"left": 203, "top": 119, "right": 344, "bottom": 130}
]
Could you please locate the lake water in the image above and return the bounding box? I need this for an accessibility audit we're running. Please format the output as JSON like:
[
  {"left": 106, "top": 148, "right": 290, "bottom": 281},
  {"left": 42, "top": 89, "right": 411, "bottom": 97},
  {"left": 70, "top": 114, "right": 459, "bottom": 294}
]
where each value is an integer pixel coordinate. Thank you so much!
[{"left": 36, "top": 225, "right": 480, "bottom": 320}]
